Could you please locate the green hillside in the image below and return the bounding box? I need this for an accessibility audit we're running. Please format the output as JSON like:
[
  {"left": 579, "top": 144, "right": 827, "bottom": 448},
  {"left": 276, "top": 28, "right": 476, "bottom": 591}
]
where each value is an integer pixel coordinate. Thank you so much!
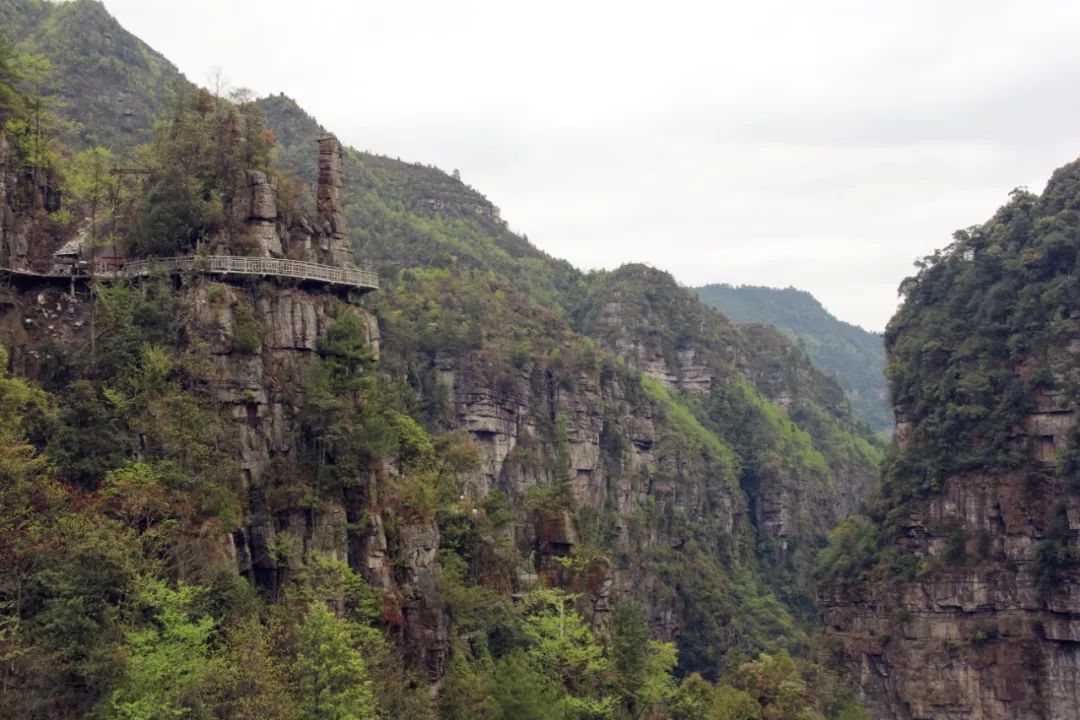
[
  {"left": 1, "top": 0, "right": 186, "bottom": 149},
  {"left": 696, "top": 284, "right": 890, "bottom": 433}
]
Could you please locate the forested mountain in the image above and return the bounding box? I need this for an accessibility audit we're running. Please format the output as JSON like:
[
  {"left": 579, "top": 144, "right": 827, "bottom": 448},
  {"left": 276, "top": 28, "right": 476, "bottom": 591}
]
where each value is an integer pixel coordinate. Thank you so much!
[
  {"left": 0, "top": 0, "right": 185, "bottom": 148},
  {"left": 820, "top": 171, "right": 1080, "bottom": 719},
  {"left": 0, "top": 2, "right": 894, "bottom": 719},
  {"left": 696, "top": 284, "right": 890, "bottom": 433}
]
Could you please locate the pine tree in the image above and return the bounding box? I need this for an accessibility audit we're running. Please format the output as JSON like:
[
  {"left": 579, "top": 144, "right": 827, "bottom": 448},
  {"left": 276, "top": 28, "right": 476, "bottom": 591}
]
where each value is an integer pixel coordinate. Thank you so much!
[{"left": 291, "top": 603, "right": 379, "bottom": 720}]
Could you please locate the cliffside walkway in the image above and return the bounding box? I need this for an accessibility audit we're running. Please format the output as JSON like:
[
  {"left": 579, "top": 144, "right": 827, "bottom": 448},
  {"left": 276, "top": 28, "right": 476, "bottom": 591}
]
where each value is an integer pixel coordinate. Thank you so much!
[
  {"left": 118, "top": 256, "right": 379, "bottom": 291},
  {"left": 2, "top": 255, "right": 379, "bottom": 292}
]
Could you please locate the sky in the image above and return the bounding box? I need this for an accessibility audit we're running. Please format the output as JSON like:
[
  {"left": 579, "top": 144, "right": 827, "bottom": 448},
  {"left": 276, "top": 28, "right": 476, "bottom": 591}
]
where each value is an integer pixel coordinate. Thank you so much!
[{"left": 97, "top": 0, "right": 1080, "bottom": 331}]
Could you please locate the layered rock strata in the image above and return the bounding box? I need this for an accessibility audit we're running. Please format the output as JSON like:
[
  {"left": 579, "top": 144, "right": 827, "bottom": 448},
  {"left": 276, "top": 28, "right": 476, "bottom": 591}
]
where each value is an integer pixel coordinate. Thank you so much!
[
  {"left": 430, "top": 348, "right": 744, "bottom": 638},
  {"left": 821, "top": 164, "right": 1080, "bottom": 720}
]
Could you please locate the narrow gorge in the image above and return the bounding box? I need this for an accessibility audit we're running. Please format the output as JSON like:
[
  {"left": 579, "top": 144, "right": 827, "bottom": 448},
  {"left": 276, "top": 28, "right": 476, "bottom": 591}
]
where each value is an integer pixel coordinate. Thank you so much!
[{"left": 2, "top": 2, "right": 1079, "bottom": 719}]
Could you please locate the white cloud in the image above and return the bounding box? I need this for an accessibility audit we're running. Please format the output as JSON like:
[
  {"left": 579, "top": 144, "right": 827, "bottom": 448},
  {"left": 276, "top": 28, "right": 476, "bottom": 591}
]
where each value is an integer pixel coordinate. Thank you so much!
[{"left": 100, "top": 0, "right": 1080, "bottom": 330}]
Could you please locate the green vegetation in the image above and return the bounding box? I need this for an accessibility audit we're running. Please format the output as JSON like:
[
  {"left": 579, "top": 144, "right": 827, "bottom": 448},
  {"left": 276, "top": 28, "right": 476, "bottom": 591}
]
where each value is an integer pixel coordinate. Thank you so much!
[
  {"left": 230, "top": 298, "right": 263, "bottom": 354},
  {"left": 0, "top": 9, "right": 880, "bottom": 719},
  {"left": 886, "top": 184, "right": 1078, "bottom": 481},
  {"left": 0, "top": 35, "right": 22, "bottom": 124},
  {"left": 821, "top": 168, "right": 1080, "bottom": 587},
  {"left": 0, "top": 349, "right": 860, "bottom": 720},
  {"left": 815, "top": 517, "right": 881, "bottom": 585},
  {"left": 1, "top": 0, "right": 186, "bottom": 149},
  {"left": 641, "top": 376, "right": 740, "bottom": 475},
  {"left": 129, "top": 84, "right": 278, "bottom": 257},
  {"left": 0, "top": 38, "right": 73, "bottom": 251},
  {"left": 697, "top": 374, "right": 830, "bottom": 481},
  {"left": 369, "top": 257, "right": 875, "bottom": 681},
  {"left": 258, "top": 93, "right": 588, "bottom": 323},
  {"left": 666, "top": 651, "right": 865, "bottom": 720},
  {"left": 0, "top": 285, "right": 436, "bottom": 718},
  {"left": 578, "top": 266, "right": 882, "bottom": 616},
  {"left": 697, "top": 284, "right": 890, "bottom": 433},
  {"left": 291, "top": 602, "right": 379, "bottom": 720},
  {"left": 102, "top": 580, "right": 222, "bottom": 720},
  {"left": 0, "top": 31, "right": 279, "bottom": 265}
]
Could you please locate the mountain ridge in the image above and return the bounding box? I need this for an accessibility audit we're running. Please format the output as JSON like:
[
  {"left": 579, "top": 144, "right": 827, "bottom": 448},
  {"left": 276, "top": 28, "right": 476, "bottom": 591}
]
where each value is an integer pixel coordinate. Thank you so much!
[{"left": 696, "top": 282, "right": 890, "bottom": 433}]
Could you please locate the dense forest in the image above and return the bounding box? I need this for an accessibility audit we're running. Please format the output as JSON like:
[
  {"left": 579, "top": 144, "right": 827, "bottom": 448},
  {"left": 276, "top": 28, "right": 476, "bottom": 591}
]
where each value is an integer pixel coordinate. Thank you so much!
[
  {"left": 816, "top": 164, "right": 1080, "bottom": 718},
  {"left": 0, "top": 4, "right": 873, "bottom": 718},
  {"left": 818, "top": 178, "right": 1080, "bottom": 587}
]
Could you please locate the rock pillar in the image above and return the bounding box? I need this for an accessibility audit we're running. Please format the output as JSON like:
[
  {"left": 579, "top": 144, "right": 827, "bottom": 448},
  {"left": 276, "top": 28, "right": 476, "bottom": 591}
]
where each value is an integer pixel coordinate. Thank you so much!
[
  {"left": 316, "top": 135, "right": 352, "bottom": 268},
  {"left": 240, "top": 170, "right": 283, "bottom": 257}
]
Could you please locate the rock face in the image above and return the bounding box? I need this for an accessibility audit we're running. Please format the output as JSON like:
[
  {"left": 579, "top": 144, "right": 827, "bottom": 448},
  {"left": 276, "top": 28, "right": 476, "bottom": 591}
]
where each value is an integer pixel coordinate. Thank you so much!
[
  {"left": 0, "top": 274, "right": 449, "bottom": 677},
  {"left": 823, "top": 360, "right": 1080, "bottom": 719},
  {"left": 0, "top": 135, "right": 29, "bottom": 270},
  {"left": 390, "top": 263, "right": 881, "bottom": 650},
  {"left": 316, "top": 135, "right": 353, "bottom": 268},
  {"left": 578, "top": 264, "right": 878, "bottom": 559},
  {"left": 440, "top": 352, "right": 740, "bottom": 543},
  {"left": 820, "top": 163, "right": 1080, "bottom": 720},
  {"left": 209, "top": 136, "right": 356, "bottom": 268},
  {"left": 430, "top": 347, "right": 744, "bottom": 638},
  {"left": 181, "top": 278, "right": 447, "bottom": 676},
  {"left": 822, "top": 470, "right": 1080, "bottom": 720}
]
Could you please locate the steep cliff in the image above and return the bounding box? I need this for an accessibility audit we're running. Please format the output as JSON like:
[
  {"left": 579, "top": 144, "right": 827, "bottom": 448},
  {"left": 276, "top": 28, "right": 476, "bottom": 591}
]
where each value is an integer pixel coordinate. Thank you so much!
[
  {"left": 578, "top": 265, "right": 881, "bottom": 603},
  {"left": 258, "top": 94, "right": 884, "bottom": 659},
  {"left": 365, "top": 259, "right": 884, "bottom": 679},
  {"left": 376, "top": 268, "right": 777, "bottom": 674},
  {"left": 820, "top": 164, "right": 1080, "bottom": 719},
  {"left": 0, "top": 7, "right": 885, "bottom": 713}
]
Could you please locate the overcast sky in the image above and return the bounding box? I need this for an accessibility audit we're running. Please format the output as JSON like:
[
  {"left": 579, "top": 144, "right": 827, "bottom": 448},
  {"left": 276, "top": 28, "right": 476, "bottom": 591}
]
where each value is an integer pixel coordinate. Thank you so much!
[{"left": 99, "top": 0, "right": 1080, "bottom": 331}]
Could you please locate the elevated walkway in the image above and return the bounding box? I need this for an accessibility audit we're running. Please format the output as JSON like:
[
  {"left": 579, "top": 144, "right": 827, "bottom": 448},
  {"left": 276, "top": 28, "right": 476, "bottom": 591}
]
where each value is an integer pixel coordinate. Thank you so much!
[{"left": 2, "top": 255, "right": 379, "bottom": 293}]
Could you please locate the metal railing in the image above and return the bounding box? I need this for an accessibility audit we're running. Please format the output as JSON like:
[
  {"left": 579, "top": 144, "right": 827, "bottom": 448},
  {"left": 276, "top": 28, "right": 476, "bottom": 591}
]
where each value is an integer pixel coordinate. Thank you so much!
[{"left": 96, "top": 255, "right": 378, "bottom": 291}]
